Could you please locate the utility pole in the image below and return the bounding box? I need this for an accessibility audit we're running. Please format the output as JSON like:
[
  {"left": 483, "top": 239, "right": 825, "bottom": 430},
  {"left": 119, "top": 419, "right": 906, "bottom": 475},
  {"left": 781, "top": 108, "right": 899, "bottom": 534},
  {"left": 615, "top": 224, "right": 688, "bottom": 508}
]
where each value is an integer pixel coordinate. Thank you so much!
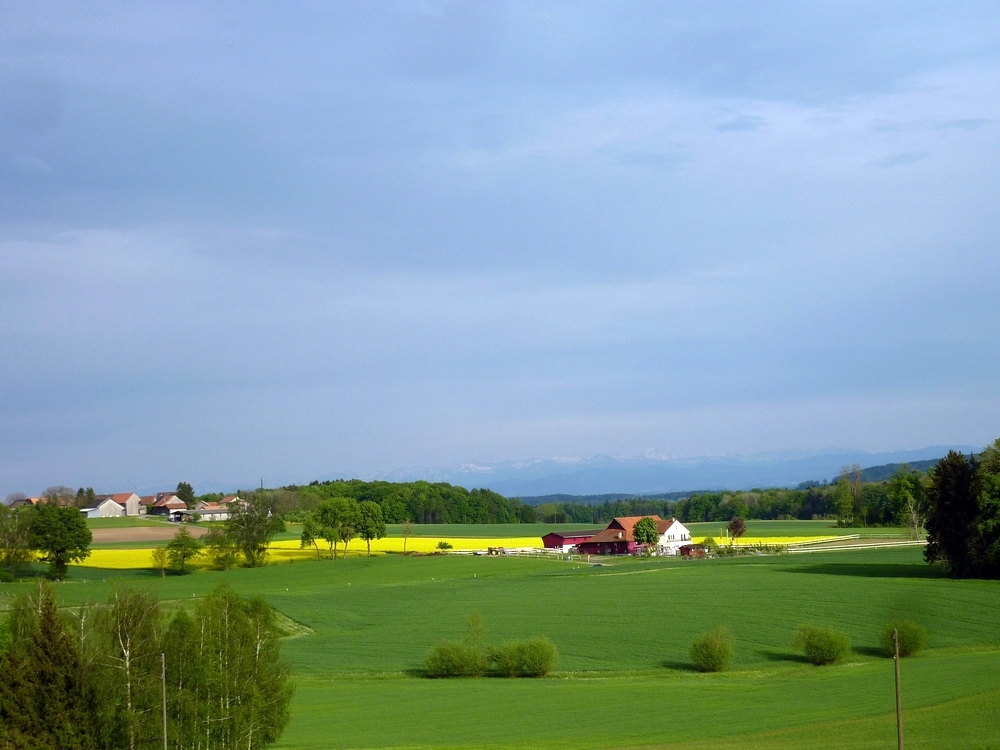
[
  {"left": 161, "top": 652, "right": 168, "bottom": 750},
  {"left": 893, "top": 629, "right": 904, "bottom": 750}
]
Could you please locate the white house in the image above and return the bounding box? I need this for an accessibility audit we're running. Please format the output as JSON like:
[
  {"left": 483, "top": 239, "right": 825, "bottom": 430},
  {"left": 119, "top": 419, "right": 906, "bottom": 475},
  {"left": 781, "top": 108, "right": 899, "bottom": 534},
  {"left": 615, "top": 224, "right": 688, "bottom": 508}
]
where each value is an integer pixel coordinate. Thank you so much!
[
  {"left": 657, "top": 518, "right": 693, "bottom": 556},
  {"left": 81, "top": 497, "right": 127, "bottom": 519}
]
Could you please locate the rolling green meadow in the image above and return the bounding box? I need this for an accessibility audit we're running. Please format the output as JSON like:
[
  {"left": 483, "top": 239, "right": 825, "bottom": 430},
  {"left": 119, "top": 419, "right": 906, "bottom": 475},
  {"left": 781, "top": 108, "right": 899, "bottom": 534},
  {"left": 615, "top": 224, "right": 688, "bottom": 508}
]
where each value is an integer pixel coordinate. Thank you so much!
[{"left": 4, "top": 532, "right": 999, "bottom": 749}]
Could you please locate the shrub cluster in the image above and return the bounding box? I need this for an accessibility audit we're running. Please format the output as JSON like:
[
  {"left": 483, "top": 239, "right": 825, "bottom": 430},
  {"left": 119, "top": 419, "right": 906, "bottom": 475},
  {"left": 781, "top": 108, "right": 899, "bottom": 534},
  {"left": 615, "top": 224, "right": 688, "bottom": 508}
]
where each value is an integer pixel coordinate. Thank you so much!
[
  {"left": 489, "top": 637, "right": 559, "bottom": 677},
  {"left": 793, "top": 624, "right": 851, "bottom": 665},
  {"left": 424, "top": 613, "right": 558, "bottom": 678},
  {"left": 881, "top": 620, "right": 927, "bottom": 658},
  {"left": 424, "top": 640, "right": 487, "bottom": 677},
  {"left": 689, "top": 627, "right": 735, "bottom": 672}
]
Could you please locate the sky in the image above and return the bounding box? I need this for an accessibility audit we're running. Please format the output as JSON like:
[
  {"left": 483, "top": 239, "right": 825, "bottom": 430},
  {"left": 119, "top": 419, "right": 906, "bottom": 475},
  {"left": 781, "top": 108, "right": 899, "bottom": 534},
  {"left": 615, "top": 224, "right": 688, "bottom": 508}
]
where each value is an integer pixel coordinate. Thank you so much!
[{"left": 2, "top": 1, "right": 999, "bottom": 495}]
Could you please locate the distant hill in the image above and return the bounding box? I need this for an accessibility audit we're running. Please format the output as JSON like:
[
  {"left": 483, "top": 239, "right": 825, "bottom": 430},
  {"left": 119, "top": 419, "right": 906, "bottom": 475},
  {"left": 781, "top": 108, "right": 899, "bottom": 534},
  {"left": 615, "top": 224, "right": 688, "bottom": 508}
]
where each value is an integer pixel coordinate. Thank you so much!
[
  {"left": 518, "top": 491, "right": 694, "bottom": 507},
  {"left": 857, "top": 458, "right": 944, "bottom": 482}
]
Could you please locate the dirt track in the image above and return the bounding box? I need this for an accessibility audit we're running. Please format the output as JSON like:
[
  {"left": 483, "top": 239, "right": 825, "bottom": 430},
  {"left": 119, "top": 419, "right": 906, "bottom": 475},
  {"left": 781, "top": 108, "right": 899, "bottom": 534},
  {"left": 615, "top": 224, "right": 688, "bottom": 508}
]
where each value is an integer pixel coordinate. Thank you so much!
[{"left": 91, "top": 526, "right": 210, "bottom": 543}]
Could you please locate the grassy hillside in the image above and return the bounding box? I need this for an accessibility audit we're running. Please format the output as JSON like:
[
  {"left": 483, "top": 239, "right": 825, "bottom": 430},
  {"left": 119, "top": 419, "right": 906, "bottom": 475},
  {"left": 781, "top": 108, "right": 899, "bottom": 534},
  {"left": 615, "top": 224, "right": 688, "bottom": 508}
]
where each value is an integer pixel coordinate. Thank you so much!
[{"left": 7, "top": 546, "right": 997, "bottom": 749}]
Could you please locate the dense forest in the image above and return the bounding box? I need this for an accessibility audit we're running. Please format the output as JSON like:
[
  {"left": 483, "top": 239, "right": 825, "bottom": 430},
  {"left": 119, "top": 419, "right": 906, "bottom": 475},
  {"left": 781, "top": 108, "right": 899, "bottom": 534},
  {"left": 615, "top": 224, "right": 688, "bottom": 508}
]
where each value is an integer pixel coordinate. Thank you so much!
[{"left": 251, "top": 480, "right": 539, "bottom": 525}]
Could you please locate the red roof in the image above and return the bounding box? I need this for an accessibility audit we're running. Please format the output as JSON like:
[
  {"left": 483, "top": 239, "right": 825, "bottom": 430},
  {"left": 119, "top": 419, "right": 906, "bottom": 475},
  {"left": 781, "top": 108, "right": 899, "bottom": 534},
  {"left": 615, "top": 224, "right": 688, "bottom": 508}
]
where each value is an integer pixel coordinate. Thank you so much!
[
  {"left": 584, "top": 516, "right": 678, "bottom": 544},
  {"left": 542, "top": 529, "right": 601, "bottom": 541}
]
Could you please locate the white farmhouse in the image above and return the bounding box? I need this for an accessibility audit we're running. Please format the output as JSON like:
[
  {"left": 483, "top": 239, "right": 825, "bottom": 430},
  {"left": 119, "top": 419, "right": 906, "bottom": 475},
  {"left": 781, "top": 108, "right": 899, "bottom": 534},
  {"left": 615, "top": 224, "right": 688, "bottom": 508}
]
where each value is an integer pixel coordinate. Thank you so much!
[{"left": 657, "top": 518, "right": 693, "bottom": 556}]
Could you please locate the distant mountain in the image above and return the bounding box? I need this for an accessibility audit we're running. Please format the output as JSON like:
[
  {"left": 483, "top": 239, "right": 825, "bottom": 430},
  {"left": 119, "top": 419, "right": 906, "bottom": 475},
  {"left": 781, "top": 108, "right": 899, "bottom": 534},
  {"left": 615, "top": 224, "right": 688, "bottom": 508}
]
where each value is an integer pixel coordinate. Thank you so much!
[
  {"left": 350, "top": 446, "right": 977, "bottom": 497},
  {"left": 856, "top": 457, "right": 950, "bottom": 483},
  {"left": 517, "top": 491, "right": 693, "bottom": 507}
]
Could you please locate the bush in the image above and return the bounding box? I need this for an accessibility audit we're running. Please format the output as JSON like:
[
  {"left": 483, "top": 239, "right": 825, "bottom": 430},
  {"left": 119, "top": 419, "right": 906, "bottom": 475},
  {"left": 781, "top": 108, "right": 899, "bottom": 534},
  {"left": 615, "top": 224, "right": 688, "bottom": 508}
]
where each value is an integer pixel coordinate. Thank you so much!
[
  {"left": 424, "top": 640, "right": 486, "bottom": 677},
  {"left": 519, "top": 636, "right": 559, "bottom": 677},
  {"left": 689, "top": 627, "right": 735, "bottom": 672},
  {"left": 0, "top": 570, "right": 14, "bottom": 584},
  {"left": 793, "top": 624, "right": 851, "bottom": 665},
  {"left": 881, "top": 620, "right": 927, "bottom": 658},
  {"left": 490, "top": 641, "right": 525, "bottom": 677},
  {"left": 436, "top": 541, "right": 453, "bottom": 551},
  {"left": 489, "top": 636, "right": 559, "bottom": 677}
]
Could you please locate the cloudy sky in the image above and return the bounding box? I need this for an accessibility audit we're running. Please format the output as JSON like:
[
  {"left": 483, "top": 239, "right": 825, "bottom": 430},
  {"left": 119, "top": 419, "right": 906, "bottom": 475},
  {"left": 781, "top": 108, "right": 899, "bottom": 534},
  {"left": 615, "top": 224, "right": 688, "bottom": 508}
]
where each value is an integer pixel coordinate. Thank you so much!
[{"left": 2, "top": 1, "right": 999, "bottom": 494}]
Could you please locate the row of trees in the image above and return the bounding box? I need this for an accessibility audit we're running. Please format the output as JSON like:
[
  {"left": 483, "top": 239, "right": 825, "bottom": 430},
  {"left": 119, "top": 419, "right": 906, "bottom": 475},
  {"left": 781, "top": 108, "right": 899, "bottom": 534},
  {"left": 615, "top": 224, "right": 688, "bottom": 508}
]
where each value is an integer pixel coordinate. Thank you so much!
[
  {"left": 0, "top": 581, "right": 292, "bottom": 749},
  {"left": 298, "top": 497, "right": 387, "bottom": 559},
  {"left": 923, "top": 441, "right": 1000, "bottom": 579}
]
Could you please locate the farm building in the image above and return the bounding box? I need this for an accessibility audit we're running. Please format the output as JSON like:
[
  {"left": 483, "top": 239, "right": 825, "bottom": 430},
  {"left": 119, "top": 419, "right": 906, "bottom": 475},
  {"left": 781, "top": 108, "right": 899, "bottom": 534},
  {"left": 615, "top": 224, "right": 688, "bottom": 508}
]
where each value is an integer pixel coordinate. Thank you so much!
[
  {"left": 193, "top": 500, "right": 230, "bottom": 521},
  {"left": 81, "top": 497, "right": 127, "bottom": 519},
  {"left": 93, "top": 492, "right": 141, "bottom": 517},
  {"left": 149, "top": 493, "right": 188, "bottom": 517},
  {"left": 576, "top": 516, "right": 693, "bottom": 556},
  {"left": 541, "top": 529, "right": 601, "bottom": 551}
]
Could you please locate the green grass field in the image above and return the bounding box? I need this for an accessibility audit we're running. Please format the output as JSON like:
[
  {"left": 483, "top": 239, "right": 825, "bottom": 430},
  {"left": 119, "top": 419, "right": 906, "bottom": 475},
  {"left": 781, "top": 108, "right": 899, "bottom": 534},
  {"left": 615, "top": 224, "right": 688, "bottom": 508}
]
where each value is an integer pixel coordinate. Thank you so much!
[{"left": 5, "top": 544, "right": 998, "bottom": 749}]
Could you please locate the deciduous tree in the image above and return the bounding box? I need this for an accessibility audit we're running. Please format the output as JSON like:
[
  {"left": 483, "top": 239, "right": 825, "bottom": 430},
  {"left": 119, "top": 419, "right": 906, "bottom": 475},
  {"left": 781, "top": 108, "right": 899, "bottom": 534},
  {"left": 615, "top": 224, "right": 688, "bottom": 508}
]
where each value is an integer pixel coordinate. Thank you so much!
[
  {"left": 356, "top": 501, "right": 387, "bottom": 556},
  {"left": 727, "top": 517, "right": 746, "bottom": 543},
  {"left": 632, "top": 517, "right": 659, "bottom": 546},
  {"left": 166, "top": 527, "right": 201, "bottom": 574},
  {"left": 150, "top": 546, "right": 168, "bottom": 577},
  {"left": 93, "top": 586, "right": 162, "bottom": 750},
  {"left": 227, "top": 492, "right": 284, "bottom": 566},
  {"left": 30, "top": 503, "right": 92, "bottom": 579},
  {"left": 299, "top": 515, "right": 323, "bottom": 559},
  {"left": 0, "top": 504, "right": 34, "bottom": 577},
  {"left": 203, "top": 526, "right": 240, "bottom": 570}
]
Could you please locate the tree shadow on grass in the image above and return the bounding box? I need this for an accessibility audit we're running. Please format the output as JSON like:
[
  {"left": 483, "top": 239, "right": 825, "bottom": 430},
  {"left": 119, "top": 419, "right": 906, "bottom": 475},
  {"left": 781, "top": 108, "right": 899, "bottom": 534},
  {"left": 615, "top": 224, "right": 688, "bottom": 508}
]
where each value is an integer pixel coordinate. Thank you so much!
[
  {"left": 854, "top": 646, "right": 889, "bottom": 658},
  {"left": 786, "top": 563, "right": 949, "bottom": 579},
  {"left": 761, "top": 651, "right": 811, "bottom": 664},
  {"left": 661, "top": 660, "right": 700, "bottom": 672}
]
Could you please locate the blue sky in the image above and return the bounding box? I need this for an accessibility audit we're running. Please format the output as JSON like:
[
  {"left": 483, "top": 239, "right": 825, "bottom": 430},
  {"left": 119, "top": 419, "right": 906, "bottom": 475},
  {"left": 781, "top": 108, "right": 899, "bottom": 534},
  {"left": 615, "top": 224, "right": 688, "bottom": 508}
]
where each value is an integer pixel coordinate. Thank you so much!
[{"left": 2, "top": 2, "right": 999, "bottom": 495}]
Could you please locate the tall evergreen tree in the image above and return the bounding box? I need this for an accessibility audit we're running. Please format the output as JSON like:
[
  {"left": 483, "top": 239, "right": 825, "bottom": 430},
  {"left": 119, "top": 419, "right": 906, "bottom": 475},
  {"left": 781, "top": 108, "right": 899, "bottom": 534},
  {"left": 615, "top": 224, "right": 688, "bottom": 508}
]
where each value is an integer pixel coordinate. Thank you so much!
[
  {"left": 0, "top": 581, "right": 98, "bottom": 749},
  {"left": 972, "top": 466, "right": 1000, "bottom": 578},
  {"left": 924, "top": 451, "right": 979, "bottom": 577}
]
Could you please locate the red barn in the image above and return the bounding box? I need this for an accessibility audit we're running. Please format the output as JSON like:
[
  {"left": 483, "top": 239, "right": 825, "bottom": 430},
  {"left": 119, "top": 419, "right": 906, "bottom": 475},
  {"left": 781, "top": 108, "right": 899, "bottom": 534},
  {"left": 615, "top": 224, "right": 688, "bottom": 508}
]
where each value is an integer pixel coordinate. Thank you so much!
[{"left": 540, "top": 530, "right": 601, "bottom": 551}]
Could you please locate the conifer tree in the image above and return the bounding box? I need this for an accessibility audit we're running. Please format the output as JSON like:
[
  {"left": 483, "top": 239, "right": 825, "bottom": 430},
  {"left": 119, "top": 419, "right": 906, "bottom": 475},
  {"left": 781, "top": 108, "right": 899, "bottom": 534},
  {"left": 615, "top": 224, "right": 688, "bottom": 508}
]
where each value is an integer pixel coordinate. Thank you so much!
[{"left": 0, "top": 581, "right": 98, "bottom": 749}]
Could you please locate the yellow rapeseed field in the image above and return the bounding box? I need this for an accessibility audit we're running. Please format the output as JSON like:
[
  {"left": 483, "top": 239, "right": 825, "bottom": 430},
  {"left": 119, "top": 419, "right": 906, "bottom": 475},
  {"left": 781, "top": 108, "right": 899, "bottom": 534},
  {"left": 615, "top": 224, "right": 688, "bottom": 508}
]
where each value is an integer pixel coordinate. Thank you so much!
[
  {"left": 76, "top": 535, "right": 848, "bottom": 569},
  {"left": 78, "top": 536, "right": 542, "bottom": 569}
]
